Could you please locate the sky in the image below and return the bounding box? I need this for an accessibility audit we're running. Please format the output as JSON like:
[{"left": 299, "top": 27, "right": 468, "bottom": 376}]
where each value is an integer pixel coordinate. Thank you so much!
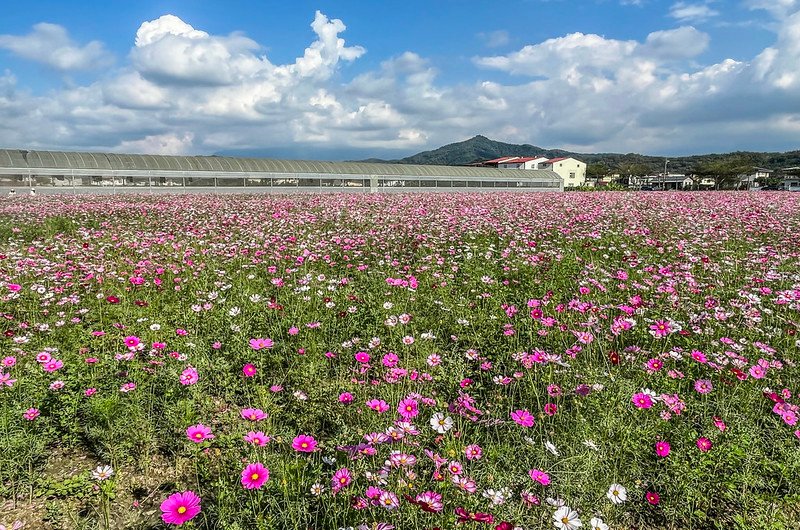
[{"left": 0, "top": 0, "right": 798, "bottom": 160}]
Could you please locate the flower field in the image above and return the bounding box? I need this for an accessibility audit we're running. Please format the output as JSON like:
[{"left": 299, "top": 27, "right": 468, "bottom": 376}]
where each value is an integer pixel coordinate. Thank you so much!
[{"left": 1, "top": 192, "right": 799, "bottom": 530}]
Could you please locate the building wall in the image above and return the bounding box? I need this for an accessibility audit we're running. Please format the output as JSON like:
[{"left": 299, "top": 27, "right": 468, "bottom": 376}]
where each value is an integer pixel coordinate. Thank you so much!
[{"left": 542, "top": 159, "right": 586, "bottom": 187}]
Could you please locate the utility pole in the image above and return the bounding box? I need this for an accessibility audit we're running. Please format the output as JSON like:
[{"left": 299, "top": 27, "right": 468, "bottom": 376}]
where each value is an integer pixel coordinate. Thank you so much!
[{"left": 663, "top": 158, "right": 669, "bottom": 190}]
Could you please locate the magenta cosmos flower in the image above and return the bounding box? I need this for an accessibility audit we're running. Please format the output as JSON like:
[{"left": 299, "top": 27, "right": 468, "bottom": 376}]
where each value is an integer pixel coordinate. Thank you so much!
[
  {"left": 242, "top": 364, "right": 257, "bottom": 377},
  {"left": 646, "top": 491, "right": 660, "bottom": 505},
  {"left": 655, "top": 440, "right": 670, "bottom": 457},
  {"left": 160, "top": 490, "right": 201, "bottom": 525},
  {"left": 632, "top": 393, "right": 654, "bottom": 409},
  {"left": 292, "top": 434, "right": 317, "bottom": 452},
  {"left": 397, "top": 398, "right": 419, "bottom": 419},
  {"left": 241, "top": 462, "right": 270, "bottom": 489},
  {"left": 528, "top": 469, "right": 551, "bottom": 486},
  {"left": 186, "top": 424, "right": 214, "bottom": 443},
  {"left": 511, "top": 409, "right": 535, "bottom": 427},
  {"left": 241, "top": 408, "right": 268, "bottom": 421},
  {"left": 123, "top": 336, "right": 141, "bottom": 349},
  {"left": 696, "top": 437, "right": 712, "bottom": 452}
]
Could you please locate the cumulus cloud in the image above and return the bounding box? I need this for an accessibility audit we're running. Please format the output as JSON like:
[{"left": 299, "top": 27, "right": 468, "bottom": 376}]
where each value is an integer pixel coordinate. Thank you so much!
[
  {"left": 115, "top": 132, "right": 195, "bottom": 155},
  {"left": 1, "top": 7, "right": 800, "bottom": 157},
  {"left": 0, "top": 23, "right": 113, "bottom": 71}
]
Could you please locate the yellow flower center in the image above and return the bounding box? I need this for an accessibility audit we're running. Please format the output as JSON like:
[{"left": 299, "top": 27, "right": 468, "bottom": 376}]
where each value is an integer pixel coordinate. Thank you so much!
[
  {"left": 562, "top": 517, "right": 570, "bottom": 524},
  {"left": 301, "top": 442, "right": 308, "bottom": 448},
  {"left": 613, "top": 490, "right": 618, "bottom": 496},
  {"left": 178, "top": 506, "right": 187, "bottom": 514},
  {"left": 195, "top": 433, "right": 203, "bottom": 439},
  {"left": 251, "top": 473, "right": 259, "bottom": 480}
]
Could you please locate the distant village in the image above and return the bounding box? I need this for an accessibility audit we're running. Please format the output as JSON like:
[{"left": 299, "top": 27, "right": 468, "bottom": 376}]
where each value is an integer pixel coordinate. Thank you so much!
[{"left": 476, "top": 156, "right": 800, "bottom": 191}]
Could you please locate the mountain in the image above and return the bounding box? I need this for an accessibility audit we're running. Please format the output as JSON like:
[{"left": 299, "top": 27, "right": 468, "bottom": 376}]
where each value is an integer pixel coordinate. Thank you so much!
[{"left": 357, "top": 135, "right": 800, "bottom": 174}]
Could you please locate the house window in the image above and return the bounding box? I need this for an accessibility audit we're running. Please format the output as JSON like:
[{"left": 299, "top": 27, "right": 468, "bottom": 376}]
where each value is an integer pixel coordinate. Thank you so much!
[{"left": 569, "top": 172, "right": 576, "bottom": 179}]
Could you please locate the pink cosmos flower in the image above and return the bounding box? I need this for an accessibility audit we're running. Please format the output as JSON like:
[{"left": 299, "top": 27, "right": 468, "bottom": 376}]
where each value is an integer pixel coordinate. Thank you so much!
[
  {"left": 749, "top": 365, "right": 766, "bottom": 379},
  {"left": 415, "top": 490, "right": 444, "bottom": 512},
  {"left": 332, "top": 467, "right": 352, "bottom": 492},
  {"left": 244, "top": 431, "right": 270, "bottom": 446},
  {"left": 0, "top": 372, "right": 17, "bottom": 387},
  {"left": 36, "top": 352, "right": 52, "bottom": 364},
  {"left": 511, "top": 409, "right": 535, "bottom": 427},
  {"left": 713, "top": 416, "right": 727, "bottom": 432},
  {"left": 292, "top": 434, "right": 317, "bottom": 452},
  {"left": 382, "top": 353, "right": 399, "bottom": 367},
  {"left": 160, "top": 490, "right": 201, "bottom": 525},
  {"left": 655, "top": 440, "right": 670, "bottom": 457},
  {"left": 339, "top": 392, "right": 354, "bottom": 404},
  {"left": 288, "top": 326, "right": 299, "bottom": 336},
  {"left": 6, "top": 283, "right": 21, "bottom": 292},
  {"left": 23, "top": 408, "right": 40, "bottom": 421},
  {"left": 367, "top": 399, "right": 390, "bottom": 413},
  {"left": 242, "top": 364, "right": 257, "bottom": 377},
  {"left": 186, "top": 424, "right": 214, "bottom": 443},
  {"left": 378, "top": 490, "right": 400, "bottom": 510},
  {"left": 397, "top": 398, "right": 419, "bottom": 419},
  {"left": 43, "top": 359, "right": 64, "bottom": 372},
  {"left": 249, "top": 338, "right": 273, "bottom": 350},
  {"left": 649, "top": 320, "right": 671, "bottom": 338},
  {"left": 447, "top": 460, "right": 464, "bottom": 476},
  {"left": 528, "top": 469, "right": 551, "bottom": 486},
  {"left": 1, "top": 356, "right": 16, "bottom": 367},
  {"left": 241, "top": 462, "right": 269, "bottom": 489},
  {"left": 694, "top": 380, "right": 713, "bottom": 394},
  {"left": 696, "top": 437, "right": 712, "bottom": 452},
  {"left": 180, "top": 367, "right": 199, "bottom": 385},
  {"left": 464, "top": 444, "right": 483, "bottom": 460},
  {"left": 84, "top": 388, "right": 97, "bottom": 397},
  {"left": 544, "top": 403, "right": 558, "bottom": 416},
  {"left": 632, "top": 393, "right": 654, "bottom": 409},
  {"left": 123, "top": 336, "right": 140, "bottom": 349},
  {"left": 241, "top": 408, "right": 268, "bottom": 421}
]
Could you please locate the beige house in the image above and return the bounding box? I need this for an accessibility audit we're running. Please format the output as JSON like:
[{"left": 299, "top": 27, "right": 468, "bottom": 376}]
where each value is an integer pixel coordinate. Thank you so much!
[{"left": 538, "top": 157, "right": 587, "bottom": 188}]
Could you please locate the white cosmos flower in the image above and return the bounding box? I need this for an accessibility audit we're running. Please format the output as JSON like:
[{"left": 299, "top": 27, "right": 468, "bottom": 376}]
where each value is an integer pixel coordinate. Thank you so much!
[
  {"left": 545, "top": 441, "right": 560, "bottom": 456},
  {"left": 310, "top": 483, "right": 325, "bottom": 495},
  {"left": 92, "top": 465, "right": 114, "bottom": 481},
  {"left": 607, "top": 483, "right": 627, "bottom": 504},
  {"left": 589, "top": 517, "right": 608, "bottom": 530},
  {"left": 429, "top": 412, "right": 454, "bottom": 434},
  {"left": 553, "top": 506, "right": 582, "bottom": 530}
]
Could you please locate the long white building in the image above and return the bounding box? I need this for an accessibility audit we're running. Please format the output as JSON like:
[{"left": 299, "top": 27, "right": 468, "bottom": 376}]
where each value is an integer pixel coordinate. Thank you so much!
[{"left": 0, "top": 149, "right": 564, "bottom": 194}]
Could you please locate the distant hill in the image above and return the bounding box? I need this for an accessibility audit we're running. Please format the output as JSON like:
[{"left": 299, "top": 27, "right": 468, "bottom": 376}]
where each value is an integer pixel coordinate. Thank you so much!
[{"left": 357, "top": 135, "right": 800, "bottom": 174}]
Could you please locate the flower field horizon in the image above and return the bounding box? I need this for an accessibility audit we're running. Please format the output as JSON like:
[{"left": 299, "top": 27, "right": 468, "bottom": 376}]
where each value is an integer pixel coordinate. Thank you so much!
[{"left": 0, "top": 191, "right": 799, "bottom": 530}]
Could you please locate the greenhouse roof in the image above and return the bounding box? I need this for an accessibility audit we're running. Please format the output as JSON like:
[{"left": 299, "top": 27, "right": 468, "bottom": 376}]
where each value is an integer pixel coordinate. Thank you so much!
[{"left": 0, "top": 149, "right": 562, "bottom": 181}]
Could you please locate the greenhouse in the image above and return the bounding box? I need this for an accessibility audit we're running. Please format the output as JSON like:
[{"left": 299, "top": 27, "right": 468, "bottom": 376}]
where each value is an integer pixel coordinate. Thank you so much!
[{"left": 0, "top": 149, "right": 563, "bottom": 194}]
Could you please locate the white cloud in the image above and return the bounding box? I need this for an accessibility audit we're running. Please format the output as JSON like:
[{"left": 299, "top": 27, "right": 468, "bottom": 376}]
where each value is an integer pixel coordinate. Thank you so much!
[
  {"left": 745, "top": 0, "right": 799, "bottom": 17},
  {"left": 641, "top": 26, "right": 709, "bottom": 59},
  {"left": 669, "top": 2, "right": 720, "bottom": 22},
  {"left": 115, "top": 132, "right": 195, "bottom": 155},
  {"left": 1, "top": 9, "right": 800, "bottom": 157},
  {"left": 0, "top": 22, "right": 114, "bottom": 71}
]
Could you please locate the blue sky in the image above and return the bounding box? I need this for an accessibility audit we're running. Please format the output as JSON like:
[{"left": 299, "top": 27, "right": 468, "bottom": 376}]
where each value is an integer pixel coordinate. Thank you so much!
[{"left": 1, "top": 0, "right": 798, "bottom": 159}]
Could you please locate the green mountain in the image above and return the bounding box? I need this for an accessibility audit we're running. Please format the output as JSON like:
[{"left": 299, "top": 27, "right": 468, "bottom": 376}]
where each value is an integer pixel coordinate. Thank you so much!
[{"left": 360, "top": 135, "right": 800, "bottom": 175}]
